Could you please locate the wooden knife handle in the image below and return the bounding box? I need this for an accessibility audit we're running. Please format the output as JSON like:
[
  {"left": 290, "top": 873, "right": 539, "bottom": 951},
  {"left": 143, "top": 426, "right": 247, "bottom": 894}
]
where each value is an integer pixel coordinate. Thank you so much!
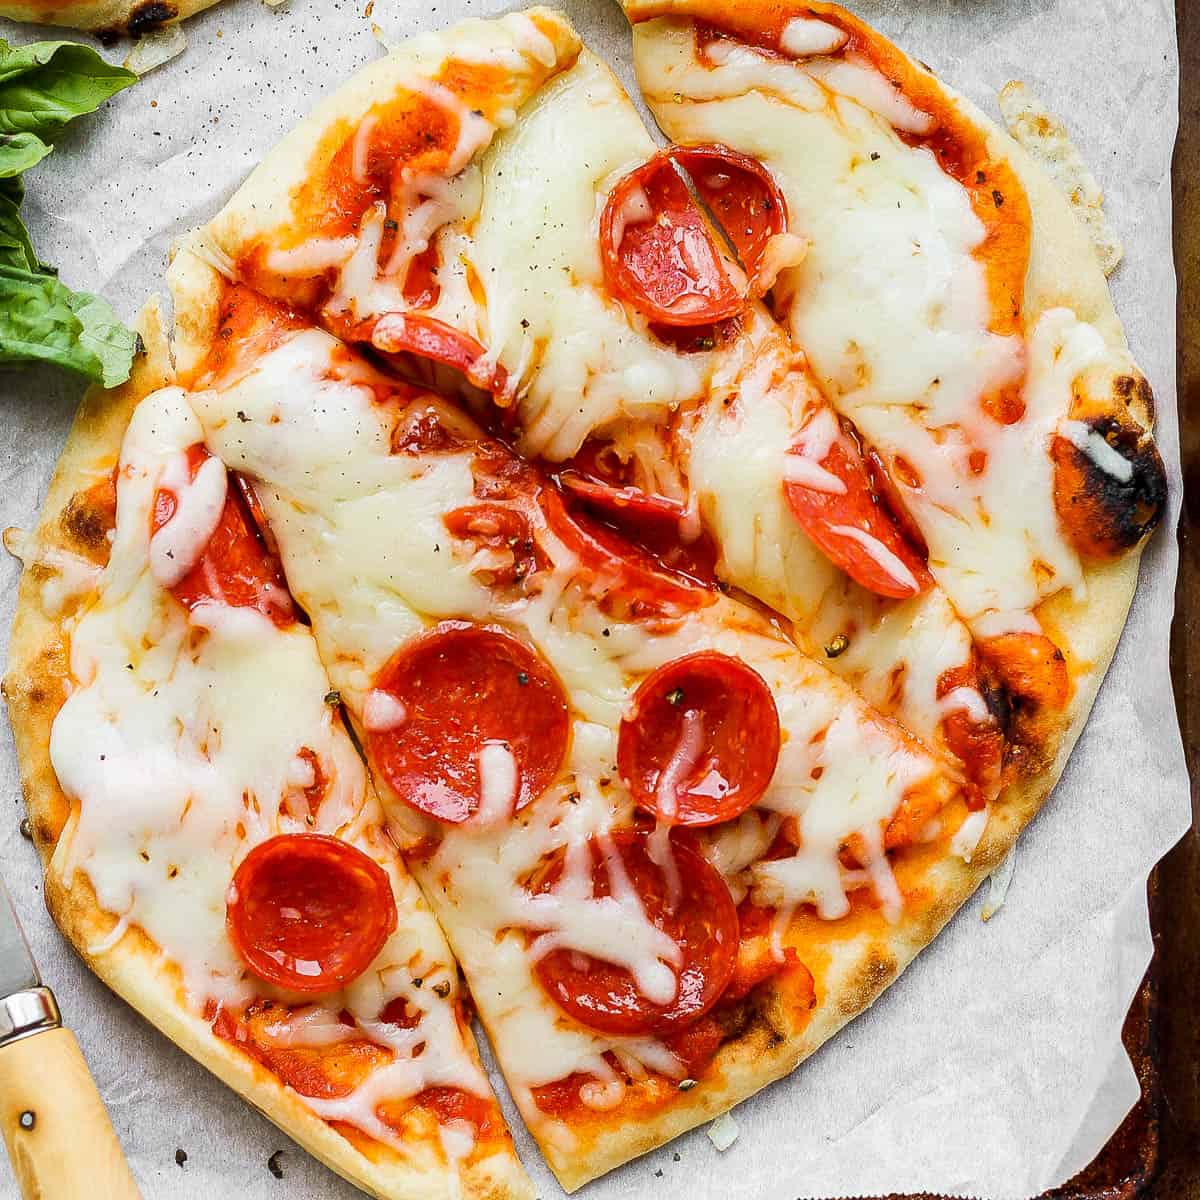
[{"left": 0, "top": 1026, "right": 141, "bottom": 1199}]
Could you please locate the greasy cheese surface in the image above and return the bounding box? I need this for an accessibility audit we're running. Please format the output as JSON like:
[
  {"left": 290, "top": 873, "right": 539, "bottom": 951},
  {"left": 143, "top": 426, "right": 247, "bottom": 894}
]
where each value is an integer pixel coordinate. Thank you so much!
[
  {"left": 689, "top": 312, "right": 979, "bottom": 752},
  {"left": 213, "top": 21, "right": 991, "bottom": 769},
  {"left": 632, "top": 19, "right": 1106, "bottom": 628},
  {"left": 472, "top": 51, "right": 708, "bottom": 461},
  {"left": 468, "top": 42, "right": 989, "bottom": 758},
  {"left": 48, "top": 387, "right": 490, "bottom": 1155},
  {"left": 190, "top": 327, "right": 956, "bottom": 1121}
]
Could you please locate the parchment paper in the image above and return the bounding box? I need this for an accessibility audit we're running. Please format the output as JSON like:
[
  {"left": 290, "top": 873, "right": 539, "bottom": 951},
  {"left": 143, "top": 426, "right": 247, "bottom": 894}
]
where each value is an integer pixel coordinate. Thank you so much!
[{"left": 0, "top": 0, "right": 1188, "bottom": 1196}]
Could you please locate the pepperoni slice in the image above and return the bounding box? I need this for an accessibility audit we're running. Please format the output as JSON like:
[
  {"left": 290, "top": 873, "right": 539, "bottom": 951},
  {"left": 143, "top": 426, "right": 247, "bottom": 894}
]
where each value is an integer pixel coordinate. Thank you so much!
[
  {"left": 153, "top": 447, "right": 295, "bottom": 627},
  {"left": 558, "top": 473, "right": 687, "bottom": 526},
  {"left": 618, "top": 652, "right": 780, "bottom": 826},
  {"left": 344, "top": 312, "right": 509, "bottom": 401},
  {"left": 783, "top": 421, "right": 932, "bottom": 600},
  {"left": 444, "top": 503, "right": 548, "bottom": 588},
  {"left": 232, "top": 471, "right": 282, "bottom": 561},
  {"left": 540, "top": 486, "right": 710, "bottom": 621},
  {"left": 532, "top": 832, "right": 738, "bottom": 1035},
  {"left": 600, "top": 151, "right": 743, "bottom": 327},
  {"left": 863, "top": 448, "right": 928, "bottom": 560},
  {"left": 366, "top": 621, "right": 569, "bottom": 825},
  {"left": 670, "top": 145, "right": 788, "bottom": 278},
  {"left": 226, "top": 834, "right": 397, "bottom": 992}
]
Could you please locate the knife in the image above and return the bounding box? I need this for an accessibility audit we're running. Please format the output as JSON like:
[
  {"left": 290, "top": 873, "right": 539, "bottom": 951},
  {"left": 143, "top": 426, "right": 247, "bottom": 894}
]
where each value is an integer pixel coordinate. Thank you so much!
[{"left": 0, "top": 876, "right": 140, "bottom": 1199}]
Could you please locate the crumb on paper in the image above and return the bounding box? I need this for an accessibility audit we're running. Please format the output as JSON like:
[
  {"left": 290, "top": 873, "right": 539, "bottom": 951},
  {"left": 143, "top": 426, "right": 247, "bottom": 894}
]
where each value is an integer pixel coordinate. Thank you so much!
[
  {"left": 123, "top": 25, "right": 187, "bottom": 76},
  {"left": 707, "top": 1111, "right": 739, "bottom": 1151},
  {"left": 174, "top": 1148, "right": 187, "bottom": 1167},
  {"left": 982, "top": 848, "right": 1017, "bottom": 922},
  {"left": 267, "top": 1150, "right": 284, "bottom": 1178},
  {"left": 370, "top": 22, "right": 397, "bottom": 52},
  {"left": 998, "top": 80, "right": 1123, "bottom": 276}
]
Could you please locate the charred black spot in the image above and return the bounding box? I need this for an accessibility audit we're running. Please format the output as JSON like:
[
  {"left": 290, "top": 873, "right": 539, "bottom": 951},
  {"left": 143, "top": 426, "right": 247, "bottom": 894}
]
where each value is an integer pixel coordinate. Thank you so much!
[
  {"left": 1062, "top": 416, "right": 1167, "bottom": 554},
  {"left": 981, "top": 675, "right": 1013, "bottom": 731},
  {"left": 126, "top": 0, "right": 177, "bottom": 35}
]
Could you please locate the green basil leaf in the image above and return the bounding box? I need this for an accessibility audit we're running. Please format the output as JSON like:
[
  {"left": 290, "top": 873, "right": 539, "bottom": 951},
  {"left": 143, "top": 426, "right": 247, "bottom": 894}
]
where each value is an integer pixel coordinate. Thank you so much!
[
  {"left": 0, "top": 130, "right": 50, "bottom": 178},
  {"left": 0, "top": 191, "right": 37, "bottom": 270},
  {"left": 0, "top": 263, "right": 136, "bottom": 386},
  {"left": 0, "top": 41, "right": 135, "bottom": 139}
]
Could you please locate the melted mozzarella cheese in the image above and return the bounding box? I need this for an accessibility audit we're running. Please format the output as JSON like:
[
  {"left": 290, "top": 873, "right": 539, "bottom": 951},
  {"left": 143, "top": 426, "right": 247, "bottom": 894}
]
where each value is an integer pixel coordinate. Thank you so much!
[
  {"left": 802, "top": 59, "right": 934, "bottom": 135},
  {"left": 365, "top": 688, "right": 408, "bottom": 732},
  {"left": 752, "top": 706, "right": 931, "bottom": 921},
  {"left": 686, "top": 318, "right": 982, "bottom": 752},
  {"left": 950, "top": 805, "right": 990, "bottom": 862},
  {"left": 49, "top": 385, "right": 489, "bottom": 1149},
  {"left": 147, "top": 449, "right": 227, "bottom": 588},
  {"left": 269, "top": 16, "right": 581, "bottom": 328},
  {"left": 471, "top": 51, "right": 708, "bottom": 461},
  {"left": 863, "top": 308, "right": 1098, "bottom": 619},
  {"left": 779, "top": 18, "right": 848, "bottom": 58},
  {"left": 191, "top": 327, "right": 960, "bottom": 1111}
]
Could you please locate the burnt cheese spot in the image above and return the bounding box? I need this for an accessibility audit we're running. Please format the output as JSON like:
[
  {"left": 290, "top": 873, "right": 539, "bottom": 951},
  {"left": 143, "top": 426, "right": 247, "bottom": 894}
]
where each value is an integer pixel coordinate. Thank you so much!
[
  {"left": 1112, "top": 372, "right": 1156, "bottom": 425},
  {"left": 1052, "top": 416, "right": 1167, "bottom": 559},
  {"left": 126, "top": 0, "right": 178, "bottom": 35}
]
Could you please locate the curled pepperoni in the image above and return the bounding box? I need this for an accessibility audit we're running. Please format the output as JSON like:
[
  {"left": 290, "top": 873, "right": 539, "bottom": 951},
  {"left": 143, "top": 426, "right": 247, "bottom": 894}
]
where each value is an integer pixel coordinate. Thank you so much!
[
  {"left": 783, "top": 422, "right": 932, "bottom": 600},
  {"left": 153, "top": 446, "right": 294, "bottom": 627},
  {"left": 863, "top": 448, "right": 928, "bottom": 560},
  {"left": 226, "top": 834, "right": 397, "bottom": 992},
  {"left": 618, "top": 652, "right": 780, "bottom": 826},
  {"left": 600, "top": 151, "right": 743, "bottom": 327},
  {"left": 444, "top": 502, "right": 548, "bottom": 588},
  {"left": 540, "top": 487, "right": 710, "bottom": 621},
  {"left": 366, "top": 621, "right": 569, "bottom": 825},
  {"left": 558, "top": 473, "right": 687, "bottom": 526},
  {"left": 232, "top": 471, "right": 282, "bottom": 561},
  {"left": 670, "top": 145, "right": 788, "bottom": 278},
  {"left": 532, "top": 832, "right": 738, "bottom": 1035},
  {"left": 344, "top": 312, "right": 509, "bottom": 401}
]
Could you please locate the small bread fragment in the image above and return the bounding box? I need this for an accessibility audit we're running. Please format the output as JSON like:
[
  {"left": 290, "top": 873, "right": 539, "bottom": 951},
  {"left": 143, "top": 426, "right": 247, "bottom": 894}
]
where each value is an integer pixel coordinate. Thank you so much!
[{"left": 998, "top": 80, "right": 1123, "bottom": 276}]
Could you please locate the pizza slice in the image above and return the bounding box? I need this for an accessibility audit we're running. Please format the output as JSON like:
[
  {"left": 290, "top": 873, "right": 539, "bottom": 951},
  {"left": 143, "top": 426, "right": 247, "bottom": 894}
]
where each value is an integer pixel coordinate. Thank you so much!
[
  {"left": 167, "top": 254, "right": 1012, "bottom": 1188},
  {"left": 621, "top": 0, "right": 1167, "bottom": 767},
  {"left": 3, "top": 306, "right": 530, "bottom": 1200}
]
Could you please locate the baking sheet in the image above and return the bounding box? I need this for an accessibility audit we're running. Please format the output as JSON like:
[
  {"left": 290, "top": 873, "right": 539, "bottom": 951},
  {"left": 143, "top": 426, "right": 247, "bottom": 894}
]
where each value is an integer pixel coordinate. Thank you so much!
[{"left": 0, "top": 0, "right": 1189, "bottom": 1196}]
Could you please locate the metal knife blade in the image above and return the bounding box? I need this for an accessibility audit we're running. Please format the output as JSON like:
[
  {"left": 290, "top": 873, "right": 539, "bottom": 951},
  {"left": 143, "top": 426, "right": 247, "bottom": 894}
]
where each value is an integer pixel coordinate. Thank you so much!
[{"left": 0, "top": 875, "right": 40, "bottom": 999}]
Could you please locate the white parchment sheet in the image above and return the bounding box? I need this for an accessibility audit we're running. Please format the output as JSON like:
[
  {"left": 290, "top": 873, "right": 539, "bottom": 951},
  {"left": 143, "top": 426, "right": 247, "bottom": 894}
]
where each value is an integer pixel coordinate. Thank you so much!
[{"left": 0, "top": 0, "right": 1189, "bottom": 1196}]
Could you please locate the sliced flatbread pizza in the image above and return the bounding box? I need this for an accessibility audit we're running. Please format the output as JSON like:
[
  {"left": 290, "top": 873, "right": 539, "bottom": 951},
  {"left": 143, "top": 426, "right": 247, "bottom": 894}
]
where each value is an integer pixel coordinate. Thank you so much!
[
  {"left": 181, "top": 23, "right": 1006, "bottom": 807},
  {"left": 3, "top": 4, "right": 1167, "bottom": 1196}
]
